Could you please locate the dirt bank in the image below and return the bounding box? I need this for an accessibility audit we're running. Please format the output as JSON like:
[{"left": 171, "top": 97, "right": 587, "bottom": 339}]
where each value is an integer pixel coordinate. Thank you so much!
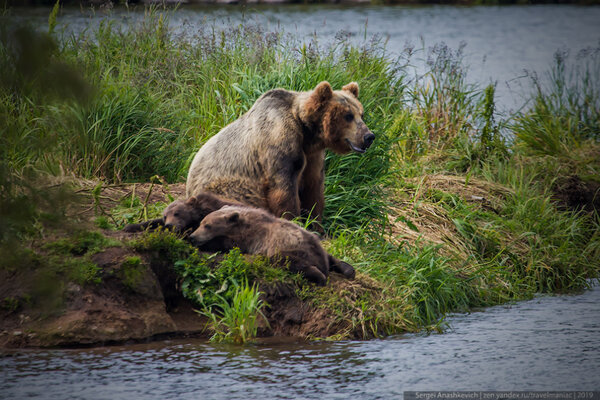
[
  {"left": 0, "top": 180, "right": 384, "bottom": 348},
  {"left": 0, "top": 239, "right": 379, "bottom": 348}
]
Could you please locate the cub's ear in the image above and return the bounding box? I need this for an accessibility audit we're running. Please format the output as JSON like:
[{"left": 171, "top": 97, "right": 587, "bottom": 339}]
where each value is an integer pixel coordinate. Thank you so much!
[
  {"left": 227, "top": 212, "right": 240, "bottom": 223},
  {"left": 186, "top": 197, "right": 198, "bottom": 206},
  {"left": 342, "top": 82, "right": 359, "bottom": 98}
]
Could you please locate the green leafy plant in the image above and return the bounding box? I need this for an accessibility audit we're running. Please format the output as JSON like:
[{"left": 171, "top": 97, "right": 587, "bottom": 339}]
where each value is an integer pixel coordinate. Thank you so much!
[
  {"left": 200, "top": 280, "right": 267, "bottom": 344},
  {"left": 175, "top": 248, "right": 294, "bottom": 308}
]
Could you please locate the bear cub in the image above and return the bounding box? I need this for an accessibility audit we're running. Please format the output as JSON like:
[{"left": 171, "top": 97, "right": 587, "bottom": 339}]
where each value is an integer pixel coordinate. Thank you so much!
[
  {"left": 122, "top": 191, "right": 241, "bottom": 234},
  {"left": 189, "top": 205, "right": 355, "bottom": 286}
]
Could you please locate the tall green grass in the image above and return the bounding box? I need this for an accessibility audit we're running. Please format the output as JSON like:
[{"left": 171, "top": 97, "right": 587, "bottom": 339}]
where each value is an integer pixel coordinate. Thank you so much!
[
  {"left": 391, "top": 43, "right": 509, "bottom": 176},
  {"left": 513, "top": 48, "right": 600, "bottom": 157},
  {"left": 200, "top": 280, "right": 267, "bottom": 344},
  {"left": 325, "top": 229, "right": 479, "bottom": 330}
]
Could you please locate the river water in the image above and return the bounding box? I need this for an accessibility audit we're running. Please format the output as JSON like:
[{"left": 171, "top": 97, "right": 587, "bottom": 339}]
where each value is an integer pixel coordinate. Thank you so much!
[
  {"left": 7, "top": 4, "right": 600, "bottom": 111},
  {"left": 1, "top": 282, "right": 599, "bottom": 399}
]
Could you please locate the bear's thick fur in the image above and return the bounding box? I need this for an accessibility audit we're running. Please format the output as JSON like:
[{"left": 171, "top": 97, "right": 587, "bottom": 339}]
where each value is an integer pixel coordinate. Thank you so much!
[
  {"left": 186, "top": 81, "right": 374, "bottom": 223},
  {"left": 189, "top": 205, "right": 355, "bottom": 286}
]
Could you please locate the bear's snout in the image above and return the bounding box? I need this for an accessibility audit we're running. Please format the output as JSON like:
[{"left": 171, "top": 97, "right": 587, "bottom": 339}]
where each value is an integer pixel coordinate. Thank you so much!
[
  {"left": 189, "top": 230, "right": 209, "bottom": 246},
  {"left": 189, "top": 234, "right": 201, "bottom": 246},
  {"left": 363, "top": 132, "right": 375, "bottom": 149},
  {"left": 359, "top": 121, "right": 375, "bottom": 150}
]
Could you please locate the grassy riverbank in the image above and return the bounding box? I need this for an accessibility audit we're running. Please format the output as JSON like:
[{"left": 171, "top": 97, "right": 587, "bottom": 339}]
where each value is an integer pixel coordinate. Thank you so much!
[{"left": 1, "top": 10, "right": 598, "bottom": 344}]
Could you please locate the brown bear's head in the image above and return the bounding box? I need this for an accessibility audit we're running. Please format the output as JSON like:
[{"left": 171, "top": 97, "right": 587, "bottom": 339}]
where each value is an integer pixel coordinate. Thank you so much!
[
  {"left": 163, "top": 199, "right": 201, "bottom": 233},
  {"left": 189, "top": 206, "right": 242, "bottom": 246},
  {"left": 303, "top": 81, "right": 375, "bottom": 154}
]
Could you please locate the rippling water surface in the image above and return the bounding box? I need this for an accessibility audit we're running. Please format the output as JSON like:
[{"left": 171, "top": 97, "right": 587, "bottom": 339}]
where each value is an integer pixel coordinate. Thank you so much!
[
  {"left": 2, "top": 283, "right": 599, "bottom": 399},
  {"left": 8, "top": 4, "right": 600, "bottom": 110}
]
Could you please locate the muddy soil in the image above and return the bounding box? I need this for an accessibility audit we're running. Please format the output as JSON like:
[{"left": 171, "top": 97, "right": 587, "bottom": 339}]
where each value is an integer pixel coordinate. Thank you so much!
[{"left": 552, "top": 175, "right": 600, "bottom": 214}]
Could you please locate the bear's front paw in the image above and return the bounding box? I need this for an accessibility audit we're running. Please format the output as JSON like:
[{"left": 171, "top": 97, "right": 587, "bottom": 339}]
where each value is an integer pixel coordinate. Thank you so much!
[{"left": 123, "top": 223, "right": 144, "bottom": 233}]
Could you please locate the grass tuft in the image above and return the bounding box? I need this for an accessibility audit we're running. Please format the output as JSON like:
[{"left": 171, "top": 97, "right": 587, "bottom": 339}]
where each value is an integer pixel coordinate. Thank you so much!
[{"left": 199, "top": 280, "right": 267, "bottom": 344}]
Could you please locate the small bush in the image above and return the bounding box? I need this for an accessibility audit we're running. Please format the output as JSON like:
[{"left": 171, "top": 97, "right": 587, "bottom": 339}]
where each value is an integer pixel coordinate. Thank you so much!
[{"left": 175, "top": 248, "right": 294, "bottom": 308}]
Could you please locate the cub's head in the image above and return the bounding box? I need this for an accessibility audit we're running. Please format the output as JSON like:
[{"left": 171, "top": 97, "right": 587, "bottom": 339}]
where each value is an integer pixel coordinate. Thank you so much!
[
  {"left": 303, "top": 81, "right": 375, "bottom": 154},
  {"left": 188, "top": 191, "right": 233, "bottom": 217},
  {"left": 189, "top": 207, "right": 242, "bottom": 246},
  {"left": 163, "top": 199, "right": 201, "bottom": 232}
]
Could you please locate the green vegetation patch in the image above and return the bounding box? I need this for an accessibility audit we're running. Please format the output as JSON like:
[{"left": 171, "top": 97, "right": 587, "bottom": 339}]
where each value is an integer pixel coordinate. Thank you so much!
[
  {"left": 133, "top": 231, "right": 296, "bottom": 343},
  {"left": 199, "top": 280, "right": 267, "bottom": 344},
  {"left": 43, "top": 230, "right": 116, "bottom": 256},
  {"left": 41, "top": 230, "right": 119, "bottom": 286},
  {"left": 175, "top": 248, "right": 299, "bottom": 308},
  {"left": 119, "top": 256, "right": 146, "bottom": 291},
  {"left": 324, "top": 231, "right": 480, "bottom": 333},
  {"left": 129, "top": 228, "right": 191, "bottom": 261}
]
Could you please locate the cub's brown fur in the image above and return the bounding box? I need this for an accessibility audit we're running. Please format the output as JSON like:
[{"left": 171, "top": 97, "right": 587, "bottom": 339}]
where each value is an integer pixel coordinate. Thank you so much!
[
  {"left": 123, "top": 191, "right": 241, "bottom": 234},
  {"left": 186, "top": 81, "right": 374, "bottom": 224},
  {"left": 189, "top": 206, "right": 355, "bottom": 286}
]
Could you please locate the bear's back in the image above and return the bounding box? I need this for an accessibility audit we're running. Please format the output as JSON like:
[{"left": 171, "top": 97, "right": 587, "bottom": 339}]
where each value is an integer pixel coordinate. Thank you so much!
[
  {"left": 186, "top": 88, "right": 302, "bottom": 199},
  {"left": 252, "top": 89, "right": 296, "bottom": 112}
]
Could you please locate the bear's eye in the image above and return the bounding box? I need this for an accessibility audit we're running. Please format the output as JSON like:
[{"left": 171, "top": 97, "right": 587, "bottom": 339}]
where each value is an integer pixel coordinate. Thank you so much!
[
  {"left": 344, "top": 113, "right": 354, "bottom": 123},
  {"left": 174, "top": 212, "right": 180, "bottom": 217},
  {"left": 204, "top": 224, "right": 211, "bottom": 230}
]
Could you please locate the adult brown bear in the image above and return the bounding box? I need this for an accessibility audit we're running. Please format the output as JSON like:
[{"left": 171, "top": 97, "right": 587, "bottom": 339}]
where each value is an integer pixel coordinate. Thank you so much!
[{"left": 186, "top": 81, "right": 374, "bottom": 224}]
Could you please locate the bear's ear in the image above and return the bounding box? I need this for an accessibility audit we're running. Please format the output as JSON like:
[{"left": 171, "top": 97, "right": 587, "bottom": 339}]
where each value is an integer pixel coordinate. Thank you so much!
[
  {"left": 186, "top": 197, "right": 198, "bottom": 206},
  {"left": 310, "top": 81, "right": 333, "bottom": 104},
  {"left": 227, "top": 212, "right": 240, "bottom": 224},
  {"left": 302, "top": 81, "right": 334, "bottom": 121},
  {"left": 342, "top": 82, "right": 359, "bottom": 98}
]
